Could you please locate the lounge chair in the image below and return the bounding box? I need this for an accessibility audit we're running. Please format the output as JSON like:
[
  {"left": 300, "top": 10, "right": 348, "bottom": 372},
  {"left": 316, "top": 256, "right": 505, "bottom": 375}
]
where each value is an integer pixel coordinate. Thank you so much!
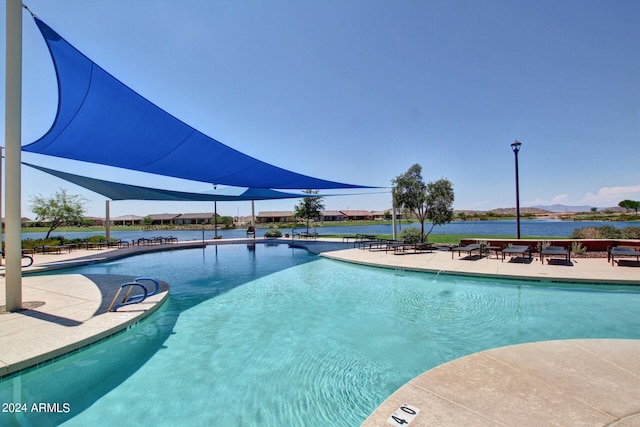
[
  {"left": 608, "top": 246, "right": 640, "bottom": 266},
  {"left": 300, "top": 231, "right": 318, "bottom": 240},
  {"left": 451, "top": 243, "right": 484, "bottom": 259},
  {"left": 540, "top": 245, "right": 571, "bottom": 264},
  {"left": 360, "top": 238, "right": 393, "bottom": 251},
  {"left": 390, "top": 241, "right": 434, "bottom": 254},
  {"left": 501, "top": 245, "right": 532, "bottom": 262},
  {"left": 354, "top": 234, "right": 378, "bottom": 249},
  {"left": 107, "top": 239, "right": 131, "bottom": 248}
]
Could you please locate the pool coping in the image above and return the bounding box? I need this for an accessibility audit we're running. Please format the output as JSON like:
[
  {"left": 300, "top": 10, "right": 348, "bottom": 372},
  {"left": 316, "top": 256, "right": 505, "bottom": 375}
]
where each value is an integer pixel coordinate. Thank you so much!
[
  {"left": 317, "top": 245, "right": 640, "bottom": 286},
  {"left": 0, "top": 274, "right": 169, "bottom": 378}
]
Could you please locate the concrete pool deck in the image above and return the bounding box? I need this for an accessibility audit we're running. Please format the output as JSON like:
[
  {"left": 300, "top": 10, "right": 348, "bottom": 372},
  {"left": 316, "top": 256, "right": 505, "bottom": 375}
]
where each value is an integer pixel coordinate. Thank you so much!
[
  {"left": 319, "top": 245, "right": 640, "bottom": 285},
  {"left": 362, "top": 339, "right": 640, "bottom": 427},
  {"left": 0, "top": 238, "right": 639, "bottom": 426}
]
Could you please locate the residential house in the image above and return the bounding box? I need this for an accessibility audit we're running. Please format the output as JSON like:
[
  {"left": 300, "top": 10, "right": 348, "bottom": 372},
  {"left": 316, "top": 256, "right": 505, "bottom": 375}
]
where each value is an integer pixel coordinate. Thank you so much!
[
  {"left": 145, "top": 213, "right": 181, "bottom": 225},
  {"left": 320, "top": 210, "right": 345, "bottom": 222},
  {"left": 111, "top": 215, "right": 144, "bottom": 226},
  {"left": 340, "top": 210, "right": 373, "bottom": 221},
  {"left": 257, "top": 211, "right": 294, "bottom": 224},
  {"left": 175, "top": 213, "right": 218, "bottom": 225}
]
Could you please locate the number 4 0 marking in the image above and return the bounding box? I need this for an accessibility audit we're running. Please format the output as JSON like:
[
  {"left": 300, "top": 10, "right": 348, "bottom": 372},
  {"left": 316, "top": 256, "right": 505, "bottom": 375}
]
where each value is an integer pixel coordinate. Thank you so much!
[{"left": 386, "top": 403, "right": 420, "bottom": 426}]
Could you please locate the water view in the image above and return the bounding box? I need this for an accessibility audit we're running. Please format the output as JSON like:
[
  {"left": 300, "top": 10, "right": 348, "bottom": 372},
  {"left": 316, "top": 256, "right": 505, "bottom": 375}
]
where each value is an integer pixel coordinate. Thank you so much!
[{"left": 17, "top": 219, "right": 634, "bottom": 242}]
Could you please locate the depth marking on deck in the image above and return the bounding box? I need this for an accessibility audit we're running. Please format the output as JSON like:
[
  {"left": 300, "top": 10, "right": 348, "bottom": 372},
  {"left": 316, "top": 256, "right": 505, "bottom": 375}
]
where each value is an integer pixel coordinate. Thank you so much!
[{"left": 386, "top": 403, "right": 420, "bottom": 426}]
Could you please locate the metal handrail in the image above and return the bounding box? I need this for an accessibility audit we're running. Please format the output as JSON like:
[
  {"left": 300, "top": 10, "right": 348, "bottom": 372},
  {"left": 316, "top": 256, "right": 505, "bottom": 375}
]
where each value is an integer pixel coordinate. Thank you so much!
[
  {"left": 108, "top": 282, "right": 148, "bottom": 312},
  {"left": 1, "top": 250, "right": 34, "bottom": 267},
  {"left": 134, "top": 277, "right": 160, "bottom": 297}
]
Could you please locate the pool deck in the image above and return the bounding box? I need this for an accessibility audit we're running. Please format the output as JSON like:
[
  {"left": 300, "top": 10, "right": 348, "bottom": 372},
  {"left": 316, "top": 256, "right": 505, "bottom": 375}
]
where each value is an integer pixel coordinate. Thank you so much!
[
  {"left": 318, "top": 244, "right": 640, "bottom": 285},
  {"left": 1, "top": 238, "right": 639, "bottom": 426}
]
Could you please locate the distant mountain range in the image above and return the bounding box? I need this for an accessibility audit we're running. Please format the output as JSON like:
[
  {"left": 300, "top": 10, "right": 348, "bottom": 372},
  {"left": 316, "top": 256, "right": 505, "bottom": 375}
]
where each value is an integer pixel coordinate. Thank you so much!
[
  {"left": 532, "top": 204, "right": 625, "bottom": 213},
  {"left": 455, "top": 204, "right": 625, "bottom": 215},
  {"left": 533, "top": 204, "right": 594, "bottom": 213}
]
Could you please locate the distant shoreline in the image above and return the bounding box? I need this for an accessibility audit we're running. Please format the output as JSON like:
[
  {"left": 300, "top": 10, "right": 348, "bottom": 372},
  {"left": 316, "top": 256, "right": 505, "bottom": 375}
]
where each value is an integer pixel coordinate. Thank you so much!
[{"left": 18, "top": 214, "right": 639, "bottom": 235}]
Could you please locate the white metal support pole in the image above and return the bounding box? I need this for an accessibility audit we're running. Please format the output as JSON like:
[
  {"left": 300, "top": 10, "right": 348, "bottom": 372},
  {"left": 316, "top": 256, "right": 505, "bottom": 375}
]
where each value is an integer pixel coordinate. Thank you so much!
[
  {"left": 5, "top": 0, "right": 23, "bottom": 311},
  {"left": 391, "top": 188, "right": 398, "bottom": 240},
  {"left": 1, "top": 146, "right": 3, "bottom": 267},
  {"left": 105, "top": 200, "right": 111, "bottom": 240},
  {"left": 251, "top": 200, "right": 255, "bottom": 225},
  {"left": 214, "top": 201, "right": 218, "bottom": 238}
]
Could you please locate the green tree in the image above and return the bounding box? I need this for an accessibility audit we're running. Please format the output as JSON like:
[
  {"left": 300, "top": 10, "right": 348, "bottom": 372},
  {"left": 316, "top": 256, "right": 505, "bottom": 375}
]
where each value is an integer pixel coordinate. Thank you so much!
[
  {"left": 392, "top": 164, "right": 454, "bottom": 242},
  {"left": 618, "top": 199, "right": 640, "bottom": 214},
  {"left": 294, "top": 190, "right": 325, "bottom": 234},
  {"left": 220, "top": 216, "right": 235, "bottom": 228},
  {"left": 29, "top": 189, "right": 88, "bottom": 238}
]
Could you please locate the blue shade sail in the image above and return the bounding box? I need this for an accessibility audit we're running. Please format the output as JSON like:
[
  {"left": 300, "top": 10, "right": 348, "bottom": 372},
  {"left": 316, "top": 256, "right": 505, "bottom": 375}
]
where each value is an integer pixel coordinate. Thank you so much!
[
  {"left": 23, "top": 18, "right": 372, "bottom": 190},
  {"left": 23, "top": 163, "right": 306, "bottom": 202}
]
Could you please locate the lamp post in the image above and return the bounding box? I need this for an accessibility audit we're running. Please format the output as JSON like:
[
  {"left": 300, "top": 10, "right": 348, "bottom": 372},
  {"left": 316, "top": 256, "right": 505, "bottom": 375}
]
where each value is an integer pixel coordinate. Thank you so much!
[{"left": 511, "top": 140, "right": 522, "bottom": 239}]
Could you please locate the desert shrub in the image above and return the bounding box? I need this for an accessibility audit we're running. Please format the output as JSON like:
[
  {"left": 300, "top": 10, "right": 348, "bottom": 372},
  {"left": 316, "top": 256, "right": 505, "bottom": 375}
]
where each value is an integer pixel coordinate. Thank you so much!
[
  {"left": 264, "top": 225, "right": 282, "bottom": 238},
  {"left": 621, "top": 226, "right": 640, "bottom": 239},
  {"left": 399, "top": 227, "right": 421, "bottom": 243},
  {"left": 537, "top": 241, "right": 550, "bottom": 252},
  {"left": 598, "top": 225, "right": 623, "bottom": 239},
  {"left": 571, "top": 225, "right": 626, "bottom": 239},
  {"left": 21, "top": 237, "right": 65, "bottom": 249},
  {"left": 571, "top": 241, "right": 586, "bottom": 255},
  {"left": 83, "top": 235, "right": 109, "bottom": 242},
  {"left": 570, "top": 227, "right": 600, "bottom": 239},
  {"left": 264, "top": 229, "right": 282, "bottom": 238}
]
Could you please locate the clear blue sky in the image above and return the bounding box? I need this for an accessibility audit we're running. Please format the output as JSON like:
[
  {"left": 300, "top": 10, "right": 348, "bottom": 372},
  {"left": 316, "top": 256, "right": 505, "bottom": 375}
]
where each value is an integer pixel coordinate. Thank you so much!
[{"left": 1, "top": 0, "right": 639, "bottom": 219}]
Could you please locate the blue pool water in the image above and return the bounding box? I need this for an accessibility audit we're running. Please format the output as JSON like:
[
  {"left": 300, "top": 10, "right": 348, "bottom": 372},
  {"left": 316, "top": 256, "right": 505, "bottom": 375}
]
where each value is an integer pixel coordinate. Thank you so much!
[{"left": 1, "top": 244, "right": 639, "bottom": 426}]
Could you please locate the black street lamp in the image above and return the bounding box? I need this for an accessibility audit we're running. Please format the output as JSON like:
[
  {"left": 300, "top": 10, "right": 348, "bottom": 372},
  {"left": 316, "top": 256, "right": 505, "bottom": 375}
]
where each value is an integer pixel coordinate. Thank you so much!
[{"left": 511, "top": 140, "right": 522, "bottom": 239}]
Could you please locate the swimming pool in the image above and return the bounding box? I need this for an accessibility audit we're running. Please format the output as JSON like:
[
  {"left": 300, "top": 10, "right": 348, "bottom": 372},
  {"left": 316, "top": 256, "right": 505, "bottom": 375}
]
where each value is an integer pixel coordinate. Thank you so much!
[{"left": 2, "top": 244, "right": 639, "bottom": 426}]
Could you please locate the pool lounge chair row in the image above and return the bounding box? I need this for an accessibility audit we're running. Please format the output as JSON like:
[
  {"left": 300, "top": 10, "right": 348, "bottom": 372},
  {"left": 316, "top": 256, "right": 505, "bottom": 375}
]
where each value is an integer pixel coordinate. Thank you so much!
[
  {"left": 452, "top": 242, "right": 640, "bottom": 267},
  {"left": 451, "top": 243, "right": 534, "bottom": 262},
  {"left": 356, "top": 237, "right": 637, "bottom": 267},
  {"left": 132, "top": 236, "right": 179, "bottom": 245},
  {"left": 451, "top": 243, "right": 567, "bottom": 264}
]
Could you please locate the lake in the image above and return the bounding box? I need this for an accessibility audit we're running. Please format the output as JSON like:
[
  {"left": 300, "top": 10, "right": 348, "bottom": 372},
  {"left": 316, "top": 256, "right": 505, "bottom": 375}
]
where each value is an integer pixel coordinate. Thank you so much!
[{"left": 16, "top": 219, "right": 634, "bottom": 242}]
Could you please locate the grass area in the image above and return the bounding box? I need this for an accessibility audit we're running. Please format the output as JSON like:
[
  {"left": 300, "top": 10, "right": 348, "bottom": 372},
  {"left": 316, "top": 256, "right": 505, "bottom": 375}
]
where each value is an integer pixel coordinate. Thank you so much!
[{"left": 570, "top": 212, "right": 639, "bottom": 222}]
